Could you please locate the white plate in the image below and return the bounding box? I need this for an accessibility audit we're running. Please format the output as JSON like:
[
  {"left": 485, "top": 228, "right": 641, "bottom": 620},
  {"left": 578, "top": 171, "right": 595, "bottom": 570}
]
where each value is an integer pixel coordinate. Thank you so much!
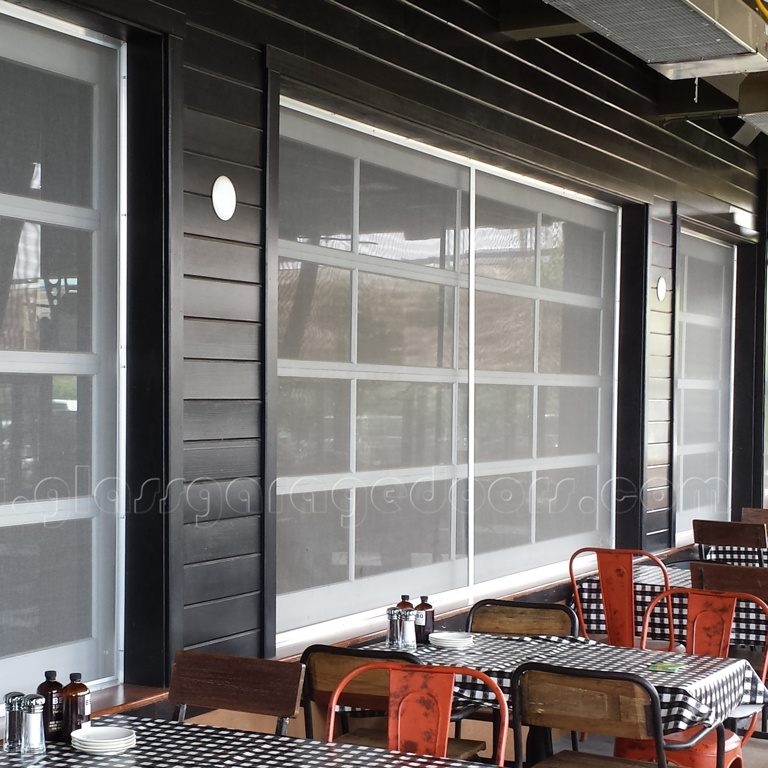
[
  {"left": 72, "top": 737, "right": 135, "bottom": 749},
  {"left": 71, "top": 726, "right": 135, "bottom": 743},
  {"left": 429, "top": 632, "right": 472, "bottom": 642},
  {"left": 72, "top": 743, "right": 134, "bottom": 756}
]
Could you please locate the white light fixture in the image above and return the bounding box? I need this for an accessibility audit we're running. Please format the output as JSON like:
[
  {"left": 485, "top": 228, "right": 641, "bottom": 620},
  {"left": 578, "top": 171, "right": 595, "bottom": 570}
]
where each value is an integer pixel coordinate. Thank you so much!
[
  {"left": 656, "top": 277, "right": 667, "bottom": 303},
  {"left": 212, "top": 175, "right": 237, "bottom": 221}
]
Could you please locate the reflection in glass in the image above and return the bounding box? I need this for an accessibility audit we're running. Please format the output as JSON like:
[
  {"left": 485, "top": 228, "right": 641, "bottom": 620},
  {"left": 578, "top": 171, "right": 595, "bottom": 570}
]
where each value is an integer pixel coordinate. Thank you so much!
[
  {"left": 355, "top": 478, "right": 455, "bottom": 577},
  {"left": 0, "top": 57, "right": 92, "bottom": 206},
  {"left": 358, "top": 273, "right": 453, "bottom": 367},
  {"left": 474, "top": 197, "right": 536, "bottom": 284},
  {"left": 475, "top": 472, "right": 532, "bottom": 557},
  {"left": 278, "top": 378, "right": 350, "bottom": 476},
  {"left": 278, "top": 139, "right": 353, "bottom": 250},
  {"left": 278, "top": 259, "right": 351, "bottom": 362},
  {"left": 538, "top": 302, "right": 601, "bottom": 375},
  {"left": 540, "top": 217, "right": 603, "bottom": 296},
  {"left": 0, "top": 222, "right": 92, "bottom": 352},
  {"left": 475, "top": 291, "right": 534, "bottom": 372},
  {"left": 475, "top": 385, "right": 533, "bottom": 462},
  {"left": 0, "top": 375, "right": 90, "bottom": 501},
  {"left": 537, "top": 387, "right": 598, "bottom": 457},
  {"left": 535, "top": 466, "right": 597, "bottom": 541},
  {"left": 357, "top": 382, "right": 452, "bottom": 471},
  {"left": 276, "top": 489, "right": 351, "bottom": 593},
  {"left": 359, "top": 162, "right": 458, "bottom": 268}
]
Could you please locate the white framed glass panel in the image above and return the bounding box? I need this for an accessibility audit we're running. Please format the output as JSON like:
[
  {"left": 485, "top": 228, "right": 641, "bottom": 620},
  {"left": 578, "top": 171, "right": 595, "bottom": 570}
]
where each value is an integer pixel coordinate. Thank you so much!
[
  {"left": 674, "top": 231, "right": 735, "bottom": 538},
  {"left": 0, "top": 6, "right": 122, "bottom": 694}
]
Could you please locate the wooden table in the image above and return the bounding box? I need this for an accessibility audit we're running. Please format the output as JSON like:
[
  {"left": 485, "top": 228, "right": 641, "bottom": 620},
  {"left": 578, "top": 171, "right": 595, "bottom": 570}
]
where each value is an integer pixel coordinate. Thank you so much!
[{"left": 0, "top": 714, "right": 478, "bottom": 767}]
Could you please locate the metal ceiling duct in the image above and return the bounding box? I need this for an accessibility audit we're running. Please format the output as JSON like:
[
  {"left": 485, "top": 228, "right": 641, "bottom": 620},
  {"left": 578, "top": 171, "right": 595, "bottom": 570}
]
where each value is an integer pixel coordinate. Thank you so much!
[{"left": 541, "top": 0, "right": 768, "bottom": 78}]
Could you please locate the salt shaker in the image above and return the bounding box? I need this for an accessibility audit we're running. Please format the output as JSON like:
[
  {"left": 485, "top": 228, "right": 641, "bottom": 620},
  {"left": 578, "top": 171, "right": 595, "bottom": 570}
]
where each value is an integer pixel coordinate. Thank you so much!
[
  {"left": 21, "top": 694, "right": 46, "bottom": 757},
  {"left": 386, "top": 607, "right": 402, "bottom": 648},
  {"left": 400, "top": 608, "right": 417, "bottom": 650},
  {"left": 3, "top": 692, "right": 24, "bottom": 753}
]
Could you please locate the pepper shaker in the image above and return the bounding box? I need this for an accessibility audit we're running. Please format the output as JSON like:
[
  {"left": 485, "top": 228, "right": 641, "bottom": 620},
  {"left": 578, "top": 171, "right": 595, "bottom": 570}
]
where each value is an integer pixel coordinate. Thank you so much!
[
  {"left": 20, "top": 694, "right": 46, "bottom": 757},
  {"left": 3, "top": 692, "right": 24, "bottom": 753},
  {"left": 400, "top": 608, "right": 417, "bottom": 650},
  {"left": 386, "top": 607, "right": 402, "bottom": 648}
]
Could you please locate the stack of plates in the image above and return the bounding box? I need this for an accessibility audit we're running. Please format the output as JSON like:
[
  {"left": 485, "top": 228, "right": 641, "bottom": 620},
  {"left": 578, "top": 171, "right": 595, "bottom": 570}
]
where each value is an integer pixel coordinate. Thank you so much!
[
  {"left": 70, "top": 726, "right": 136, "bottom": 756},
  {"left": 429, "top": 631, "right": 474, "bottom": 650}
]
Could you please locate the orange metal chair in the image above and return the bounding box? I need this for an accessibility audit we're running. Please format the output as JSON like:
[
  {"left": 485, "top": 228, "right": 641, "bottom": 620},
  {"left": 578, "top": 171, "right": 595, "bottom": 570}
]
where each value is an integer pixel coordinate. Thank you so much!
[
  {"left": 614, "top": 587, "right": 768, "bottom": 768},
  {"left": 325, "top": 661, "right": 509, "bottom": 767},
  {"left": 570, "top": 547, "right": 674, "bottom": 648}
]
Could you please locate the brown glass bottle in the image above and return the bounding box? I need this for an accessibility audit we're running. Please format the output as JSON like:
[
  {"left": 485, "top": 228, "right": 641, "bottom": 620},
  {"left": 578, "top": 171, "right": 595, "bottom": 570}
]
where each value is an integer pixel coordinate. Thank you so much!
[
  {"left": 414, "top": 596, "right": 434, "bottom": 645},
  {"left": 61, "top": 673, "right": 90, "bottom": 741},
  {"left": 36, "top": 671, "right": 63, "bottom": 742},
  {"left": 396, "top": 594, "right": 413, "bottom": 610}
]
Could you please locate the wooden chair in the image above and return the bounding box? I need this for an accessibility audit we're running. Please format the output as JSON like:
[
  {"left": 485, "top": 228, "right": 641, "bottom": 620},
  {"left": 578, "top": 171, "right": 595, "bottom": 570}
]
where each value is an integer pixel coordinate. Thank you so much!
[
  {"left": 167, "top": 650, "right": 305, "bottom": 735},
  {"left": 466, "top": 599, "right": 578, "bottom": 637},
  {"left": 690, "top": 561, "right": 768, "bottom": 602},
  {"left": 740, "top": 508, "right": 768, "bottom": 525},
  {"left": 326, "top": 661, "right": 508, "bottom": 767},
  {"left": 692, "top": 519, "right": 768, "bottom": 566},
  {"left": 512, "top": 661, "right": 725, "bottom": 768},
  {"left": 614, "top": 587, "right": 768, "bottom": 768},
  {"left": 300, "top": 644, "right": 485, "bottom": 761},
  {"left": 570, "top": 547, "right": 673, "bottom": 649}
]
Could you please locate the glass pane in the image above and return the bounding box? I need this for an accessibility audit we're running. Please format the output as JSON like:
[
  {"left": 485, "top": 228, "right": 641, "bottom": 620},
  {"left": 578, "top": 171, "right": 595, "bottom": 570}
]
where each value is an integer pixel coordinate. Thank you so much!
[
  {"left": 0, "top": 519, "right": 91, "bottom": 658},
  {"left": 356, "top": 382, "right": 452, "bottom": 471},
  {"left": 680, "top": 453, "right": 728, "bottom": 516},
  {"left": 277, "top": 378, "right": 350, "bottom": 475},
  {"left": 278, "top": 258, "right": 351, "bottom": 362},
  {"left": 535, "top": 466, "right": 597, "bottom": 541},
  {"left": 278, "top": 139, "right": 353, "bottom": 251},
  {"left": 359, "top": 162, "right": 458, "bottom": 268},
  {"left": 683, "top": 324, "right": 722, "bottom": 379},
  {"left": 355, "top": 478, "right": 455, "bottom": 577},
  {"left": 358, "top": 273, "right": 454, "bottom": 367},
  {"left": 475, "top": 385, "right": 533, "bottom": 462},
  {"left": 681, "top": 390, "right": 720, "bottom": 444},
  {"left": 538, "top": 302, "right": 601, "bottom": 375},
  {"left": 475, "top": 291, "right": 534, "bottom": 372},
  {"left": 685, "top": 256, "right": 727, "bottom": 316},
  {"left": 0, "top": 57, "right": 92, "bottom": 206},
  {"left": 474, "top": 197, "right": 536, "bottom": 284},
  {"left": 537, "top": 387, "right": 598, "bottom": 457},
  {"left": 475, "top": 472, "right": 532, "bottom": 555},
  {"left": 276, "top": 489, "right": 350, "bottom": 593},
  {"left": 0, "top": 375, "right": 91, "bottom": 501},
  {"left": 540, "top": 217, "right": 604, "bottom": 296},
  {"left": 0, "top": 222, "right": 92, "bottom": 352}
]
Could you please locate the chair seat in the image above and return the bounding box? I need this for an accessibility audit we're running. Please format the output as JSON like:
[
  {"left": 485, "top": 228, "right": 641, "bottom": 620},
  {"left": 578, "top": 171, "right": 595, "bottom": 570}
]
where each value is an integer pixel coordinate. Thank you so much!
[
  {"left": 615, "top": 727, "right": 743, "bottom": 767},
  {"left": 335, "top": 727, "right": 487, "bottom": 760},
  {"left": 537, "top": 751, "right": 661, "bottom": 768}
]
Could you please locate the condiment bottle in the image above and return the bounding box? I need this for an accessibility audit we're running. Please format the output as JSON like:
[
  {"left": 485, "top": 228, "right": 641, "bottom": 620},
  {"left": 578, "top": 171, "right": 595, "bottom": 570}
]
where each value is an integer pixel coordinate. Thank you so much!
[
  {"left": 396, "top": 595, "right": 413, "bottom": 610},
  {"left": 3, "top": 691, "right": 24, "bottom": 753},
  {"left": 20, "top": 694, "right": 46, "bottom": 757},
  {"left": 400, "top": 608, "right": 417, "bottom": 650},
  {"left": 386, "top": 607, "right": 402, "bottom": 648},
  {"left": 61, "top": 673, "right": 90, "bottom": 741},
  {"left": 414, "top": 596, "right": 434, "bottom": 645},
  {"left": 37, "top": 670, "right": 63, "bottom": 741}
]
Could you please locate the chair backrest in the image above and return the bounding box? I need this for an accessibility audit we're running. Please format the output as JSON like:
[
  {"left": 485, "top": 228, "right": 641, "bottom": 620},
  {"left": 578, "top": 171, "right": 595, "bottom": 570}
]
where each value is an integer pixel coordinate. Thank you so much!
[
  {"left": 692, "top": 519, "right": 768, "bottom": 565},
  {"left": 690, "top": 560, "right": 768, "bottom": 604},
  {"left": 740, "top": 508, "right": 768, "bottom": 525},
  {"left": 466, "top": 599, "right": 578, "bottom": 637},
  {"left": 299, "top": 644, "right": 421, "bottom": 739},
  {"left": 511, "top": 662, "right": 667, "bottom": 768},
  {"left": 167, "top": 650, "right": 305, "bottom": 735},
  {"left": 326, "top": 661, "right": 509, "bottom": 767},
  {"left": 570, "top": 547, "right": 671, "bottom": 648}
]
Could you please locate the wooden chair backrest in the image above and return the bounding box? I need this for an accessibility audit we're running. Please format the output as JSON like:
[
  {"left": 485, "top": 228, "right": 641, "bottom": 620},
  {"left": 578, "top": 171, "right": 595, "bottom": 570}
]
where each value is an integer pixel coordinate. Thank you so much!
[
  {"left": 167, "top": 651, "right": 305, "bottom": 734},
  {"left": 512, "top": 663, "right": 666, "bottom": 768},
  {"left": 690, "top": 561, "right": 768, "bottom": 603},
  {"left": 466, "top": 599, "right": 577, "bottom": 637},
  {"left": 741, "top": 508, "right": 768, "bottom": 525},
  {"left": 692, "top": 519, "right": 768, "bottom": 549}
]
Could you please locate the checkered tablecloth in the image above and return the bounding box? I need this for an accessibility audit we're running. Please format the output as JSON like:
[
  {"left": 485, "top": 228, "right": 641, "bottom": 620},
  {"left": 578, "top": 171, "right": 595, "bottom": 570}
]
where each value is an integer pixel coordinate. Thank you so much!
[
  {"left": 703, "top": 546, "right": 767, "bottom": 566},
  {"left": 578, "top": 564, "right": 768, "bottom": 645},
  {"left": 0, "top": 714, "right": 476, "bottom": 768},
  {"left": 366, "top": 633, "right": 766, "bottom": 734}
]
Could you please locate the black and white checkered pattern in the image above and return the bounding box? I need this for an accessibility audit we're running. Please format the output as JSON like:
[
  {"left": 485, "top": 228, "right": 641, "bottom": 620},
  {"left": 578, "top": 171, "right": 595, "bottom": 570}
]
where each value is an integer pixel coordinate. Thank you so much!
[
  {"left": 704, "top": 546, "right": 767, "bottom": 567},
  {"left": 0, "top": 715, "right": 474, "bottom": 768},
  {"left": 578, "top": 565, "right": 768, "bottom": 645},
  {"left": 367, "top": 633, "right": 766, "bottom": 734}
]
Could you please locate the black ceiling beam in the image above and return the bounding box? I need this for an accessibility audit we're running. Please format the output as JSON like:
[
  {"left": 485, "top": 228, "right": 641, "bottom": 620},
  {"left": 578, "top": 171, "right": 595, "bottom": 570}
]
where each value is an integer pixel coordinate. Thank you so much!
[
  {"left": 656, "top": 78, "right": 739, "bottom": 121},
  {"left": 499, "top": 0, "right": 589, "bottom": 41}
]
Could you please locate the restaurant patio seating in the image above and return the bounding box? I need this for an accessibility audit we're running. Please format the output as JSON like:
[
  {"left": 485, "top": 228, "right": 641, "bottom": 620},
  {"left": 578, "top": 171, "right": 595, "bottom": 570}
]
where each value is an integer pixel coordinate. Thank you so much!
[
  {"left": 693, "top": 519, "right": 768, "bottom": 566},
  {"left": 614, "top": 586, "right": 768, "bottom": 768},
  {"left": 570, "top": 547, "right": 673, "bottom": 649},
  {"left": 167, "top": 650, "right": 305, "bottom": 736},
  {"left": 325, "top": 660, "right": 509, "bottom": 766},
  {"left": 740, "top": 508, "right": 768, "bottom": 525},
  {"left": 512, "top": 661, "right": 725, "bottom": 768}
]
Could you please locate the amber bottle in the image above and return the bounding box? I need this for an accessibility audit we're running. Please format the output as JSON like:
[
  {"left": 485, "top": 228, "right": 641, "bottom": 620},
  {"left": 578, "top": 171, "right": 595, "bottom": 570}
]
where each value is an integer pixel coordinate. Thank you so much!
[
  {"left": 396, "top": 594, "right": 413, "bottom": 610},
  {"left": 414, "top": 596, "right": 434, "bottom": 645},
  {"left": 61, "top": 673, "right": 90, "bottom": 741},
  {"left": 36, "top": 671, "right": 63, "bottom": 742}
]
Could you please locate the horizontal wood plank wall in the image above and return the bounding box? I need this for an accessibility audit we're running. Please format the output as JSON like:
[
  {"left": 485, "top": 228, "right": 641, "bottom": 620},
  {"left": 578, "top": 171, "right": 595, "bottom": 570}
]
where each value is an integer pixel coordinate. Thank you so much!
[
  {"left": 179, "top": 15, "right": 265, "bottom": 658},
  {"left": 166, "top": 0, "right": 763, "bottom": 653}
]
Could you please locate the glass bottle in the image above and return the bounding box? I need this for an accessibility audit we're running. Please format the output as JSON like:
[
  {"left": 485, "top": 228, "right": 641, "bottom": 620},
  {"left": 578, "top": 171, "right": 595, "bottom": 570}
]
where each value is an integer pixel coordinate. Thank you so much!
[
  {"left": 61, "top": 673, "right": 90, "bottom": 741},
  {"left": 3, "top": 692, "right": 24, "bottom": 753},
  {"left": 400, "top": 608, "right": 417, "bottom": 650},
  {"left": 396, "top": 595, "right": 413, "bottom": 610},
  {"left": 386, "top": 607, "right": 402, "bottom": 648},
  {"left": 414, "top": 596, "right": 434, "bottom": 645},
  {"left": 37, "top": 670, "right": 64, "bottom": 742},
  {"left": 20, "top": 694, "right": 46, "bottom": 757}
]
